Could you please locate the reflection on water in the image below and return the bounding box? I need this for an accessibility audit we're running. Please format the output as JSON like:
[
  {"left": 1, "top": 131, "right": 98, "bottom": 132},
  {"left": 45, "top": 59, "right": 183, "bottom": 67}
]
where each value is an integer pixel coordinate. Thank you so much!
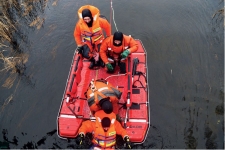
[
  {"left": 215, "top": 90, "right": 224, "bottom": 115},
  {"left": 204, "top": 125, "right": 218, "bottom": 149},
  {"left": 2, "top": 129, "right": 59, "bottom": 149},
  {"left": 184, "top": 106, "right": 197, "bottom": 149}
]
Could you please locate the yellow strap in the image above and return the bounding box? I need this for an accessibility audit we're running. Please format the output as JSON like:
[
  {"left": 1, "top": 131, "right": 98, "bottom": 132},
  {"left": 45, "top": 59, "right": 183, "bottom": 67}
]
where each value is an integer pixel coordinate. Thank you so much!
[{"left": 94, "top": 35, "right": 103, "bottom": 42}]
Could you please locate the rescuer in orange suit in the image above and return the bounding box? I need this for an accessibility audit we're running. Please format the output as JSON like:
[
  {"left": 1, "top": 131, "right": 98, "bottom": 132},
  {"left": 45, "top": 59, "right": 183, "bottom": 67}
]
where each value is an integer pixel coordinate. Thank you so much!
[
  {"left": 76, "top": 110, "right": 132, "bottom": 149},
  {"left": 99, "top": 31, "right": 138, "bottom": 73},
  {"left": 74, "top": 5, "right": 111, "bottom": 69},
  {"left": 85, "top": 79, "right": 122, "bottom": 114}
]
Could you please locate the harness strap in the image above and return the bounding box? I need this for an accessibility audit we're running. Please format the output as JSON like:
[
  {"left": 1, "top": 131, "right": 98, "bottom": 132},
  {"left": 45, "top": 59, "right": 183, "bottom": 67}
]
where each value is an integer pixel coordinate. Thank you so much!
[{"left": 94, "top": 90, "right": 107, "bottom": 102}]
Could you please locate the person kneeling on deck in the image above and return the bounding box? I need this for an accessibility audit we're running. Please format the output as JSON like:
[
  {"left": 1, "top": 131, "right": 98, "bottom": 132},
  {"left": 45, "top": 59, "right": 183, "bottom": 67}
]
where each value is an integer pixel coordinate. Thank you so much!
[
  {"left": 76, "top": 110, "right": 132, "bottom": 149},
  {"left": 85, "top": 79, "right": 122, "bottom": 114},
  {"left": 74, "top": 5, "right": 111, "bottom": 69},
  {"left": 99, "top": 31, "right": 138, "bottom": 73}
]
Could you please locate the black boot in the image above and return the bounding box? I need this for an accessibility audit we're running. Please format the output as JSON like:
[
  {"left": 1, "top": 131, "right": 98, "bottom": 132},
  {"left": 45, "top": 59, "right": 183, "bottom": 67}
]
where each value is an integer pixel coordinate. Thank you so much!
[
  {"left": 119, "top": 62, "right": 126, "bottom": 73},
  {"left": 89, "top": 58, "right": 95, "bottom": 69},
  {"left": 98, "top": 57, "right": 105, "bottom": 67}
]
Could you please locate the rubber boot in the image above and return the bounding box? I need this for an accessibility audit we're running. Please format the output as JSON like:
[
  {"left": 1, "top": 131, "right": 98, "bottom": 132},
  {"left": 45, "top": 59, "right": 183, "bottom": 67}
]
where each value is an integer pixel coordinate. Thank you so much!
[
  {"left": 119, "top": 62, "right": 126, "bottom": 73},
  {"left": 98, "top": 57, "right": 105, "bottom": 67},
  {"left": 89, "top": 58, "right": 95, "bottom": 69}
]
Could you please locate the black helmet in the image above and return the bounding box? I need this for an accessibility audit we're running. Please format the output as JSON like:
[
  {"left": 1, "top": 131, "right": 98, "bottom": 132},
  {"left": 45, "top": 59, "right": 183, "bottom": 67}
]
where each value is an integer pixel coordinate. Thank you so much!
[
  {"left": 81, "top": 9, "right": 93, "bottom": 27},
  {"left": 113, "top": 31, "right": 123, "bottom": 47},
  {"left": 99, "top": 98, "right": 113, "bottom": 114},
  {"left": 101, "top": 117, "right": 111, "bottom": 127},
  {"left": 82, "top": 9, "right": 92, "bottom": 18}
]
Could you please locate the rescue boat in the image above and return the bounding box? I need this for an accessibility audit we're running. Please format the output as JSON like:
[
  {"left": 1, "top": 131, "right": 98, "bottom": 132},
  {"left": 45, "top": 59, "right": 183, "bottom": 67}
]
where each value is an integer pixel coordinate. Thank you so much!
[{"left": 57, "top": 39, "right": 150, "bottom": 145}]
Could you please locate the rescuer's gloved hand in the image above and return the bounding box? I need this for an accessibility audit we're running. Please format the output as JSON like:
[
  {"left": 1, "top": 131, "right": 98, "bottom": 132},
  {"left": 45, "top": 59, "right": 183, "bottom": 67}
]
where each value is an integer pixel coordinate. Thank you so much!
[
  {"left": 121, "top": 49, "right": 130, "bottom": 59},
  {"left": 106, "top": 63, "right": 114, "bottom": 71},
  {"left": 76, "top": 46, "right": 83, "bottom": 54},
  {"left": 76, "top": 133, "right": 85, "bottom": 145},
  {"left": 124, "top": 136, "right": 132, "bottom": 149}
]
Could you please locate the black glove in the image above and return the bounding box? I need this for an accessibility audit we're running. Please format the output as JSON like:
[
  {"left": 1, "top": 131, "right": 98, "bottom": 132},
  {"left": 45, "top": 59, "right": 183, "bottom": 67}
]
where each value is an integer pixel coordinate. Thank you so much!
[
  {"left": 124, "top": 136, "right": 132, "bottom": 149},
  {"left": 76, "top": 46, "right": 83, "bottom": 54},
  {"left": 76, "top": 133, "right": 85, "bottom": 145}
]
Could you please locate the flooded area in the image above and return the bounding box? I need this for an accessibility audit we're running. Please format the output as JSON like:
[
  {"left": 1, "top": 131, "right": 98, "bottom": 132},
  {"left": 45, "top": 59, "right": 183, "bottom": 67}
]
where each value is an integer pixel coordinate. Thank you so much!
[{"left": 0, "top": 0, "right": 224, "bottom": 149}]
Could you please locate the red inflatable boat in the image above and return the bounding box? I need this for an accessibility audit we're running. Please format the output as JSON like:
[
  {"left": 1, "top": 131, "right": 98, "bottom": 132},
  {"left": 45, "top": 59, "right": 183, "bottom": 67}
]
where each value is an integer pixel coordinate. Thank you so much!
[{"left": 57, "top": 39, "right": 150, "bottom": 144}]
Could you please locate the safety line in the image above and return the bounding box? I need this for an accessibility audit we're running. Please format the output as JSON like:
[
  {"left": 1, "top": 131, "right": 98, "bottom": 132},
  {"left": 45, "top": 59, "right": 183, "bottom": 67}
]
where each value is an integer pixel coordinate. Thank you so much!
[
  {"left": 110, "top": 0, "right": 118, "bottom": 31},
  {"left": 110, "top": 0, "right": 112, "bottom": 27}
]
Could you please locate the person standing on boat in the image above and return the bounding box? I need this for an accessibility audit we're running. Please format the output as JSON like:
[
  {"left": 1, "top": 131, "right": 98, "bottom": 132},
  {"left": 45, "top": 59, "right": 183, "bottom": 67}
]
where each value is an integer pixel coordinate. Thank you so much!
[
  {"left": 85, "top": 79, "right": 122, "bottom": 114},
  {"left": 74, "top": 5, "right": 111, "bottom": 69},
  {"left": 99, "top": 31, "right": 138, "bottom": 73},
  {"left": 76, "top": 110, "right": 132, "bottom": 149}
]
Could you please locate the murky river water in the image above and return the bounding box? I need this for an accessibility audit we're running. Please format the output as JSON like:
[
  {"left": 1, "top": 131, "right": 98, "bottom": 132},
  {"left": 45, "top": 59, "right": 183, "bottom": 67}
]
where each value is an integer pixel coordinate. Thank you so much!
[{"left": 0, "top": 0, "right": 224, "bottom": 149}]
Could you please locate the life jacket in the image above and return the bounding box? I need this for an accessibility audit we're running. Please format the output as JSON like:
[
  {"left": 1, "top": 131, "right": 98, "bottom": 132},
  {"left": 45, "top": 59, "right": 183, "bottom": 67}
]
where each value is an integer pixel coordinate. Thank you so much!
[
  {"left": 93, "top": 110, "right": 117, "bottom": 148},
  {"left": 85, "top": 79, "right": 122, "bottom": 111},
  {"left": 77, "top": 5, "right": 105, "bottom": 47}
]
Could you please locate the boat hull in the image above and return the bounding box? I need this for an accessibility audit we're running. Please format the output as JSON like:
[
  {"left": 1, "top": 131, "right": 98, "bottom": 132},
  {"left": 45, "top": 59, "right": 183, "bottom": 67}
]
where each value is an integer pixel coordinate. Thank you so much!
[{"left": 57, "top": 39, "right": 150, "bottom": 144}]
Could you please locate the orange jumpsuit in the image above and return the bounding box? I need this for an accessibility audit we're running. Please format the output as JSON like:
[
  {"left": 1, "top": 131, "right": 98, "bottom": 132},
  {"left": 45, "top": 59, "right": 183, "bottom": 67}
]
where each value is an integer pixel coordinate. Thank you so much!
[
  {"left": 99, "top": 34, "right": 138, "bottom": 64},
  {"left": 78, "top": 110, "right": 128, "bottom": 148},
  {"left": 85, "top": 80, "right": 122, "bottom": 114},
  {"left": 74, "top": 5, "right": 111, "bottom": 59}
]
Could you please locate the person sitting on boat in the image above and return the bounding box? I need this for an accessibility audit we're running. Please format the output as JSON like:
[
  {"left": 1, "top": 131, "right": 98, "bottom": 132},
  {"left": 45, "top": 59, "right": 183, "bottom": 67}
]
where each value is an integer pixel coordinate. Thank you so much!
[
  {"left": 74, "top": 5, "right": 111, "bottom": 69},
  {"left": 76, "top": 110, "right": 132, "bottom": 149},
  {"left": 85, "top": 79, "right": 122, "bottom": 114},
  {"left": 99, "top": 31, "right": 138, "bottom": 73}
]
